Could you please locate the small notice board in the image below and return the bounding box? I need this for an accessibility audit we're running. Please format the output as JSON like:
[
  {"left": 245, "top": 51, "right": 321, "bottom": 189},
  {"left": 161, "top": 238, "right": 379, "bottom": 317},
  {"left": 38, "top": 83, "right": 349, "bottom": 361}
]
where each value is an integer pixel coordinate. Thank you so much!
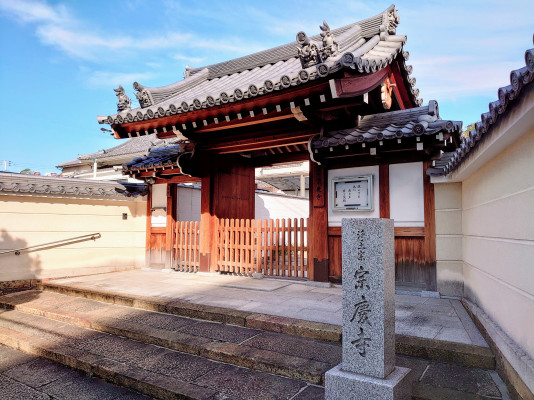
[{"left": 331, "top": 175, "right": 373, "bottom": 211}]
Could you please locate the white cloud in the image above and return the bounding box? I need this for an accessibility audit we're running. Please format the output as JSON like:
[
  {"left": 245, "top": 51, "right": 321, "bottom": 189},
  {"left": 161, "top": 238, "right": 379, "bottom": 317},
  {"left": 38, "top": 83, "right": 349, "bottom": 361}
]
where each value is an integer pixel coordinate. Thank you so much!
[
  {"left": 172, "top": 54, "right": 206, "bottom": 64},
  {"left": 0, "top": 0, "right": 70, "bottom": 25},
  {"left": 0, "top": 0, "right": 264, "bottom": 63},
  {"left": 85, "top": 70, "right": 156, "bottom": 88}
]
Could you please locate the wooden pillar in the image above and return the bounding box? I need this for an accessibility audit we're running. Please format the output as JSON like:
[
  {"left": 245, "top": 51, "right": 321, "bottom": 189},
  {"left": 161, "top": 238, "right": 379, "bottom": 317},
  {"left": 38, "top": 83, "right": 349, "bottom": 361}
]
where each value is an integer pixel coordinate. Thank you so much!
[
  {"left": 165, "top": 183, "right": 177, "bottom": 269},
  {"left": 308, "top": 161, "right": 329, "bottom": 282},
  {"left": 423, "top": 161, "right": 437, "bottom": 291},
  {"left": 145, "top": 185, "right": 152, "bottom": 268},
  {"left": 199, "top": 172, "right": 214, "bottom": 272},
  {"left": 379, "top": 164, "right": 390, "bottom": 219}
]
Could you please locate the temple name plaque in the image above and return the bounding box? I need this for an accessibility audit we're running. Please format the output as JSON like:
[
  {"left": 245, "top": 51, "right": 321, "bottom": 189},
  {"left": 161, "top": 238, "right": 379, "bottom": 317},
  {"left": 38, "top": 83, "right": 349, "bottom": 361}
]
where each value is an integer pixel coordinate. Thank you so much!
[{"left": 331, "top": 175, "right": 373, "bottom": 211}]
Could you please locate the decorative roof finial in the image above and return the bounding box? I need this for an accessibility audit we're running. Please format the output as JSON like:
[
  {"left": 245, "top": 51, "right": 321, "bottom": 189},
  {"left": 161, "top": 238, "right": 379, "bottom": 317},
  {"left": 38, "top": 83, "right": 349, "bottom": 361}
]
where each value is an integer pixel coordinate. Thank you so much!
[
  {"left": 133, "top": 82, "right": 153, "bottom": 108},
  {"left": 296, "top": 20, "right": 339, "bottom": 68},
  {"left": 296, "top": 31, "right": 321, "bottom": 69},
  {"left": 114, "top": 85, "right": 131, "bottom": 113},
  {"left": 184, "top": 65, "right": 193, "bottom": 79},
  {"left": 319, "top": 21, "right": 339, "bottom": 60}
]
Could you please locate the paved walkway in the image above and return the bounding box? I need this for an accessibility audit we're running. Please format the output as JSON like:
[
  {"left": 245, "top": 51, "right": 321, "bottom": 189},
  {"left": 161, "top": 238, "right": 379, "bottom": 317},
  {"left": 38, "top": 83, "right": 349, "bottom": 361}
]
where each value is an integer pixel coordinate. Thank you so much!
[{"left": 51, "top": 269, "right": 488, "bottom": 348}]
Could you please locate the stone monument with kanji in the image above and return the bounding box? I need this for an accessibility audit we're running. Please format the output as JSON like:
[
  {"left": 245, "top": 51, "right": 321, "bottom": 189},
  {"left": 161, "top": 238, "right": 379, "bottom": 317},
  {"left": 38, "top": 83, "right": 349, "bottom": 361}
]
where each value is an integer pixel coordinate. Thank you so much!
[{"left": 325, "top": 218, "right": 411, "bottom": 399}]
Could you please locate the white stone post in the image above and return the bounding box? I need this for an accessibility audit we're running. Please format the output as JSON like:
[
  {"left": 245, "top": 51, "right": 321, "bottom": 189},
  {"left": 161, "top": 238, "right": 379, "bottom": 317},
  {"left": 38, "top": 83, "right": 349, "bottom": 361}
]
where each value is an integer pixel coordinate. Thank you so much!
[{"left": 325, "top": 218, "right": 411, "bottom": 400}]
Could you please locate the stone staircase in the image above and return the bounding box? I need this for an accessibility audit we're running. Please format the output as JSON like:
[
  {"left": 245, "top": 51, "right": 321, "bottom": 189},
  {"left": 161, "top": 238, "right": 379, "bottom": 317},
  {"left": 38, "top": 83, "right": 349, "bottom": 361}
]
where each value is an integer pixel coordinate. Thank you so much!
[{"left": 0, "top": 284, "right": 508, "bottom": 400}]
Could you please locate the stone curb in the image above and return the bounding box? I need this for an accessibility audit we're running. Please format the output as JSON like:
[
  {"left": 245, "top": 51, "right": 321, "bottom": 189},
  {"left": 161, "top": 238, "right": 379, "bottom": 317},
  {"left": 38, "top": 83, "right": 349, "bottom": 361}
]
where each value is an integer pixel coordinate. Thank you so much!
[
  {"left": 36, "top": 283, "right": 495, "bottom": 369},
  {"left": 37, "top": 282, "right": 341, "bottom": 342},
  {"left": 396, "top": 334, "right": 495, "bottom": 370}
]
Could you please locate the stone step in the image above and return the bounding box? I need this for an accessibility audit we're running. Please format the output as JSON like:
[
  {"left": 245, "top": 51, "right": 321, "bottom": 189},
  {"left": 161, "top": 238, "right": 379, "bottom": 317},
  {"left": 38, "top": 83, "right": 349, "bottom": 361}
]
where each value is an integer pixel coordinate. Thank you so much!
[
  {"left": 0, "top": 290, "right": 341, "bottom": 385},
  {"left": 37, "top": 281, "right": 495, "bottom": 370},
  {"left": 0, "top": 290, "right": 505, "bottom": 400},
  {"left": 0, "top": 306, "right": 324, "bottom": 399},
  {"left": 0, "top": 344, "right": 150, "bottom": 399}
]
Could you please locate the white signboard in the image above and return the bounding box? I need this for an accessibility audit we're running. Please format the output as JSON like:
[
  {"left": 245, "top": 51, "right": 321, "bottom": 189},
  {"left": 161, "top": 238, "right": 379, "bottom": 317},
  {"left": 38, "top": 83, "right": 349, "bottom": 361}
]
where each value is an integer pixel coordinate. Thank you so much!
[{"left": 332, "top": 175, "right": 373, "bottom": 211}]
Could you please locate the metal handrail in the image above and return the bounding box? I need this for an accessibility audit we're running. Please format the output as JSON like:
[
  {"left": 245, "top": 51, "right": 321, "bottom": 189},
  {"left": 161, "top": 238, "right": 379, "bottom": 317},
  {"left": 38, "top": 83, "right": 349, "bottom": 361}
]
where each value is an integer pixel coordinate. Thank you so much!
[{"left": 0, "top": 233, "right": 101, "bottom": 256}]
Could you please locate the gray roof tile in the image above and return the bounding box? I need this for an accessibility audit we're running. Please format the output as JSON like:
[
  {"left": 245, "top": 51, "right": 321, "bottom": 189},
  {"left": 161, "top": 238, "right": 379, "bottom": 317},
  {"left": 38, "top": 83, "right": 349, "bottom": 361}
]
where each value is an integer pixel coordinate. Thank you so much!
[
  {"left": 123, "top": 145, "right": 182, "bottom": 172},
  {"left": 0, "top": 172, "right": 147, "bottom": 199},
  {"left": 311, "top": 100, "right": 462, "bottom": 149},
  {"left": 98, "top": 5, "right": 422, "bottom": 126},
  {"left": 429, "top": 37, "right": 534, "bottom": 176}
]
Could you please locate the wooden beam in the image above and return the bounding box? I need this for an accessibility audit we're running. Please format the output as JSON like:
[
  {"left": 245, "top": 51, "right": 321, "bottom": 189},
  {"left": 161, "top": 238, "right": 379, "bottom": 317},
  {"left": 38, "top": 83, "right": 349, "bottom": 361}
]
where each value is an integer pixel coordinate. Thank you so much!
[
  {"left": 155, "top": 175, "right": 201, "bottom": 184},
  {"left": 205, "top": 131, "right": 315, "bottom": 153},
  {"left": 194, "top": 112, "right": 294, "bottom": 133},
  {"left": 251, "top": 151, "right": 310, "bottom": 167},
  {"left": 328, "top": 225, "right": 425, "bottom": 238},
  {"left": 112, "top": 80, "right": 331, "bottom": 138},
  {"left": 389, "top": 58, "right": 416, "bottom": 109},
  {"left": 333, "top": 68, "right": 389, "bottom": 98}
]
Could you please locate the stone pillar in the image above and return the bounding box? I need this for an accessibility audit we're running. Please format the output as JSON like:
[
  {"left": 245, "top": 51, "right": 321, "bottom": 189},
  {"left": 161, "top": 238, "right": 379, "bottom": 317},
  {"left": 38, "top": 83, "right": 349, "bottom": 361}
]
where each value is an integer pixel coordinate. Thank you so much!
[{"left": 325, "top": 218, "right": 411, "bottom": 400}]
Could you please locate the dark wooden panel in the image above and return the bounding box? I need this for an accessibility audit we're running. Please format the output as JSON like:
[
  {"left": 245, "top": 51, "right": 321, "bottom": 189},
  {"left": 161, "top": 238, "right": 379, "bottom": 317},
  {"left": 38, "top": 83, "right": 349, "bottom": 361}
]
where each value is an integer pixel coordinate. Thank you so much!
[
  {"left": 394, "top": 236, "right": 426, "bottom": 288},
  {"left": 328, "top": 235, "right": 342, "bottom": 279}
]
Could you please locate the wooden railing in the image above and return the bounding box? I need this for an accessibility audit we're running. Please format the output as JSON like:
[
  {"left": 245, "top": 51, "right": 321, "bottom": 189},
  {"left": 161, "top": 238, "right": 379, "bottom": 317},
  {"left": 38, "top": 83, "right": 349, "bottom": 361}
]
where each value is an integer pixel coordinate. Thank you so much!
[
  {"left": 173, "top": 221, "right": 200, "bottom": 272},
  {"left": 216, "top": 218, "right": 308, "bottom": 278}
]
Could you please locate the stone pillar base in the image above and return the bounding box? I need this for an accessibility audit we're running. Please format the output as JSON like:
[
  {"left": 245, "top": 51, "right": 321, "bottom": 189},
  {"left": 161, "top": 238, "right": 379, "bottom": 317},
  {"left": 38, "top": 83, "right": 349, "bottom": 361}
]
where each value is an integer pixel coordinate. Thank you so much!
[{"left": 325, "top": 364, "right": 412, "bottom": 400}]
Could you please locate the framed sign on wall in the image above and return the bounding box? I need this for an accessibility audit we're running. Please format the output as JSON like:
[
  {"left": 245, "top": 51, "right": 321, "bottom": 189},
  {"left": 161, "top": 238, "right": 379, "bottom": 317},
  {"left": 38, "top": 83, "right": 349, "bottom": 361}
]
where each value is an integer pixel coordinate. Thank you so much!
[{"left": 331, "top": 175, "right": 374, "bottom": 211}]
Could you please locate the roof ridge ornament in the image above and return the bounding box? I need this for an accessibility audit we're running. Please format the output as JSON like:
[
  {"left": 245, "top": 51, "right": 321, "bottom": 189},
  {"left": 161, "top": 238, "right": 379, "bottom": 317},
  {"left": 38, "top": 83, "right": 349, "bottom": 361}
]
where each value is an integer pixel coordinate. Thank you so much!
[
  {"left": 114, "top": 85, "right": 131, "bottom": 113},
  {"left": 133, "top": 82, "right": 153, "bottom": 108},
  {"left": 296, "top": 20, "right": 339, "bottom": 69},
  {"left": 319, "top": 20, "right": 339, "bottom": 60},
  {"left": 380, "top": 7, "right": 399, "bottom": 40}
]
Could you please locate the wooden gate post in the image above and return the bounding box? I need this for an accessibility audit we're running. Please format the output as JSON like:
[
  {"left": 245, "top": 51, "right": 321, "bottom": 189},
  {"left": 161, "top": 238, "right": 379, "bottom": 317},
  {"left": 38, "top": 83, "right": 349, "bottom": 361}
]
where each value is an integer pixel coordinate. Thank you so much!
[
  {"left": 309, "top": 161, "right": 329, "bottom": 282},
  {"left": 199, "top": 173, "right": 214, "bottom": 272}
]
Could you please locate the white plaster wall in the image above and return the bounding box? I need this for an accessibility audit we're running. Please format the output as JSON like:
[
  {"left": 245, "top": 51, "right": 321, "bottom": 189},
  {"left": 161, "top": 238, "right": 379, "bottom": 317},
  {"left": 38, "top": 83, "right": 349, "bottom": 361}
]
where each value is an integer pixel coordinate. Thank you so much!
[
  {"left": 255, "top": 192, "right": 308, "bottom": 220},
  {"left": 462, "top": 125, "right": 534, "bottom": 362},
  {"left": 174, "top": 187, "right": 309, "bottom": 222},
  {"left": 0, "top": 195, "right": 146, "bottom": 282},
  {"left": 434, "top": 182, "right": 463, "bottom": 297},
  {"left": 151, "top": 183, "right": 167, "bottom": 227},
  {"left": 328, "top": 166, "right": 379, "bottom": 227},
  {"left": 389, "top": 162, "right": 424, "bottom": 227}
]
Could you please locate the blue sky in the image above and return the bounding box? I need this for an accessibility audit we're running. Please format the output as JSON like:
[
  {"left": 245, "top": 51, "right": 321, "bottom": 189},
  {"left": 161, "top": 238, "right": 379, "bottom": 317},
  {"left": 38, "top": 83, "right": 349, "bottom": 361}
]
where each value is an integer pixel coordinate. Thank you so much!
[{"left": 0, "top": 0, "right": 533, "bottom": 174}]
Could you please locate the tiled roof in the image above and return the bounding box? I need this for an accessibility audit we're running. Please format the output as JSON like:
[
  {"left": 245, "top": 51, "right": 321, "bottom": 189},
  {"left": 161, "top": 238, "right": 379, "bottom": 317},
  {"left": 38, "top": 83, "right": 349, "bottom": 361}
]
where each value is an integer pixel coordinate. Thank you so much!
[
  {"left": 0, "top": 172, "right": 147, "bottom": 199},
  {"left": 311, "top": 100, "right": 462, "bottom": 150},
  {"left": 98, "top": 5, "right": 421, "bottom": 126},
  {"left": 428, "top": 37, "right": 534, "bottom": 176},
  {"left": 123, "top": 145, "right": 182, "bottom": 172},
  {"left": 57, "top": 134, "right": 181, "bottom": 169},
  {"left": 56, "top": 158, "right": 84, "bottom": 168}
]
